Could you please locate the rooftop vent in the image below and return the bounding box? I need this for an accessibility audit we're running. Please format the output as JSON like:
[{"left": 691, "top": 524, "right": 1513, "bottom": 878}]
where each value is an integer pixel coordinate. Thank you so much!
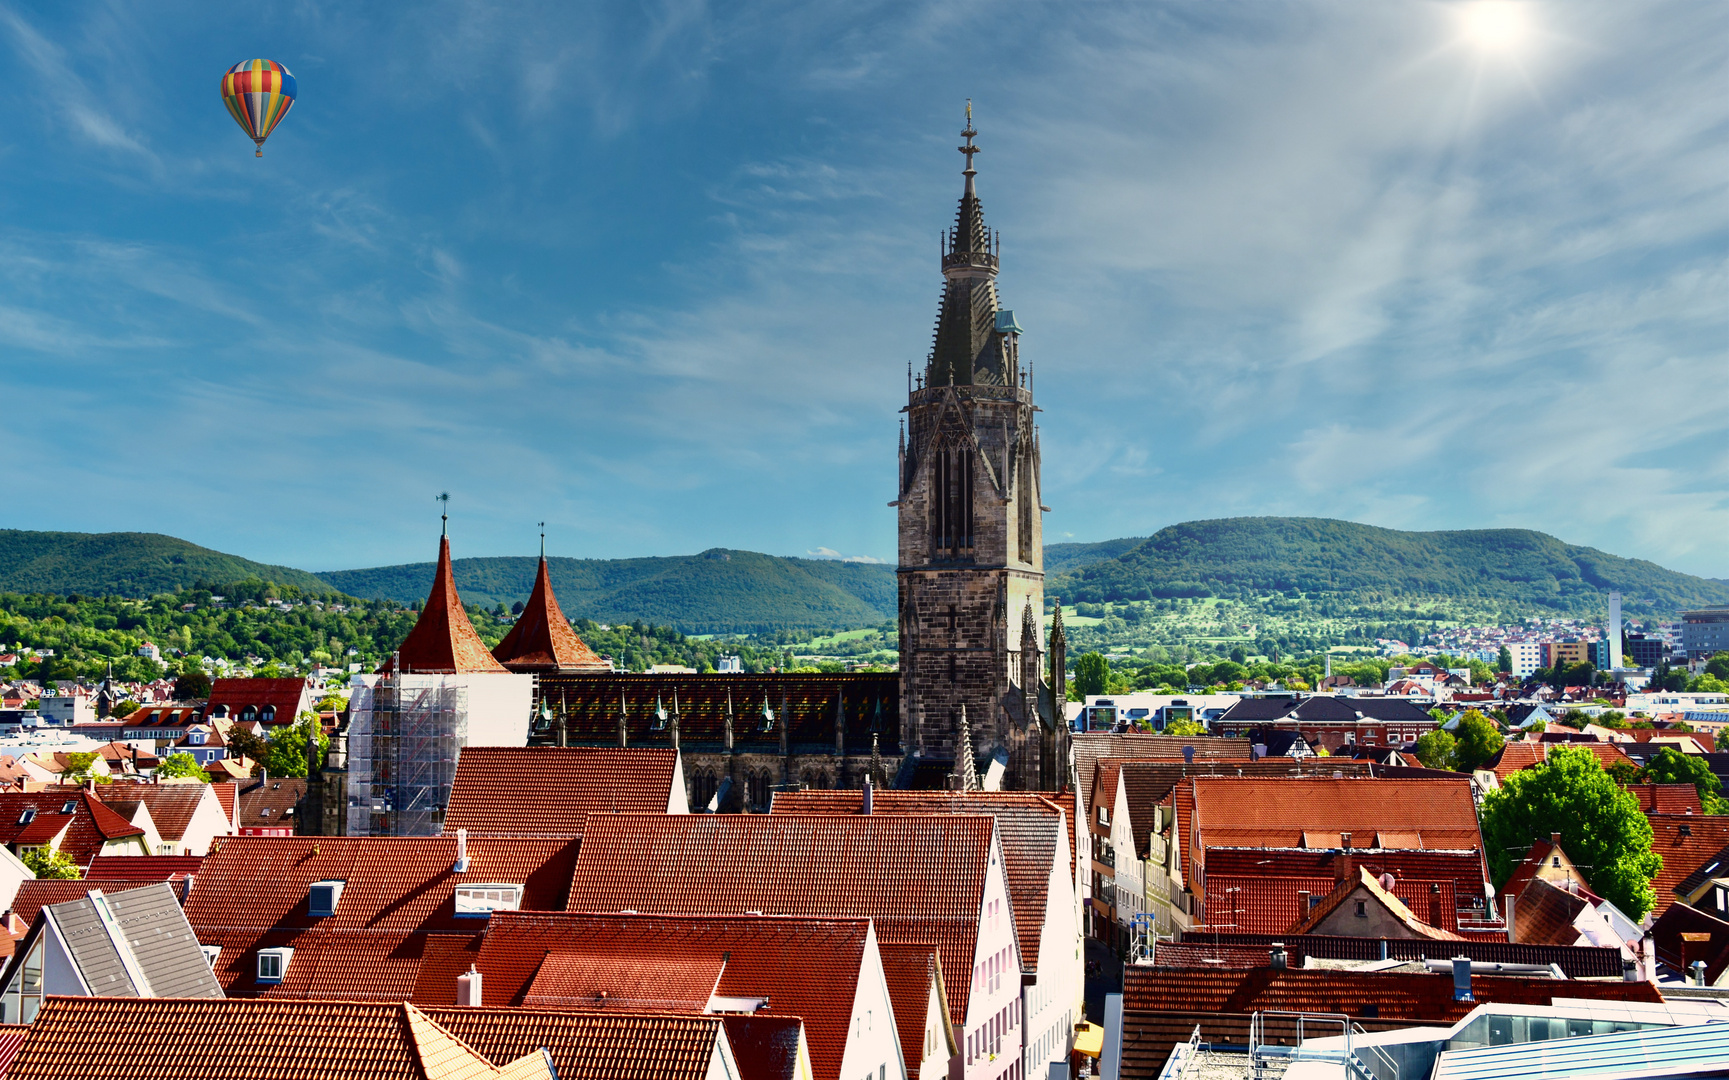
[
  {"left": 307, "top": 880, "right": 345, "bottom": 917},
  {"left": 454, "top": 827, "right": 469, "bottom": 873}
]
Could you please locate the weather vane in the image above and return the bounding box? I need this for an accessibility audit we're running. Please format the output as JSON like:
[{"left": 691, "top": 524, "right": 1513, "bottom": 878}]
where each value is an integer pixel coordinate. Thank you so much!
[
  {"left": 437, "top": 492, "right": 450, "bottom": 536},
  {"left": 539, "top": 521, "right": 546, "bottom": 559}
]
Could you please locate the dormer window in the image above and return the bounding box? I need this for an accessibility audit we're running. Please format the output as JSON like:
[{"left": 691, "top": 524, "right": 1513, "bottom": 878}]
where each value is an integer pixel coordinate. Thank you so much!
[
  {"left": 259, "top": 706, "right": 275, "bottom": 723},
  {"left": 308, "top": 880, "right": 345, "bottom": 917},
  {"left": 454, "top": 884, "right": 522, "bottom": 918},
  {"left": 199, "top": 944, "right": 221, "bottom": 969},
  {"left": 256, "top": 947, "right": 292, "bottom": 983},
  {"left": 240, "top": 706, "right": 257, "bottom": 722},
  {"left": 189, "top": 730, "right": 206, "bottom": 746}
]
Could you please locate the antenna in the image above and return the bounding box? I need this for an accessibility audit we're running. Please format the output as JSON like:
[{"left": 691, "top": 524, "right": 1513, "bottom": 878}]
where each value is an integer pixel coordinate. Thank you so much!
[{"left": 436, "top": 492, "right": 450, "bottom": 536}]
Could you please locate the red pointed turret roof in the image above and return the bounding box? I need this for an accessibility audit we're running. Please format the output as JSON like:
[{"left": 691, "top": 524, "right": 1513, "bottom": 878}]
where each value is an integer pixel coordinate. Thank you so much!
[
  {"left": 492, "top": 558, "right": 609, "bottom": 673},
  {"left": 378, "top": 536, "right": 507, "bottom": 675}
]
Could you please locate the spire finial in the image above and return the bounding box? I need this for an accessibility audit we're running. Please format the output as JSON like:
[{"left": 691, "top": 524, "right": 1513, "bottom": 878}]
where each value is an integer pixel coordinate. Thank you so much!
[
  {"left": 437, "top": 492, "right": 450, "bottom": 537},
  {"left": 959, "top": 100, "right": 979, "bottom": 194},
  {"left": 538, "top": 522, "right": 546, "bottom": 560}
]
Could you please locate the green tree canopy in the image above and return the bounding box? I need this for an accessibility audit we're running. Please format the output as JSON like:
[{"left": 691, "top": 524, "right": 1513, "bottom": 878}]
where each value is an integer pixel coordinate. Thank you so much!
[
  {"left": 1498, "top": 645, "right": 1513, "bottom": 673},
  {"left": 1707, "top": 652, "right": 1729, "bottom": 681},
  {"left": 156, "top": 752, "right": 212, "bottom": 782},
  {"left": 172, "top": 670, "right": 212, "bottom": 701},
  {"left": 1165, "top": 719, "right": 1206, "bottom": 737},
  {"left": 1074, "top": 653, "right": 1111, "bottom": 698},
  {"left": 1639, "top": 747, "right": 1728, "bottom": 814},
  {"left": 1414, "top": 729, "right": 1457, "bottom": 770},
  {"left": 266, "top": 713, "right": 330, "bottom": 778},
  {"left": 1453, "top": 709, "right": 1505, "bottom": 772},
  {"left": 22, "top": 847, "right": 80, "bottom": 880},
  {"left": 1480, "top": 746, "right": 1662, "bottom": 920}
]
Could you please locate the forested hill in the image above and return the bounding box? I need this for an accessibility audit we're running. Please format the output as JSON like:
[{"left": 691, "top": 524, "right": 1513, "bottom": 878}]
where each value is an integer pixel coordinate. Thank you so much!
[
  {"left": 318, "top": 549, "right": 897, "bottom": 634},
  {"left": 1048, "top": 517, "right": 1729, "bottom": 619},
  {"left": 0, "top": 530, "right": 332, "bottom": 597}
]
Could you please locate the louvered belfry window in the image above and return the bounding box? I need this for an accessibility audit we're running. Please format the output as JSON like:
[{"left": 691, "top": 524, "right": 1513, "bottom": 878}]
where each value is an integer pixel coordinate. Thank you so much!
[{"left": 932, "top": 444, "right": 973, "bottom": 554}]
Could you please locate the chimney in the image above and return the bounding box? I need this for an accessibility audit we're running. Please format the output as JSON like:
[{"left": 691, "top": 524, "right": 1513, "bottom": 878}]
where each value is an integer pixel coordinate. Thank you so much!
[
  {"left": 1270, "top": 943, "right": 1287, "bottom": 971},
  {"left": 1182, "top": 745, "right": 1195, "bottom": 764},
  {"left": 454, "top": 828, "right": 469, "bottom": 873},
  {"left": 1429, "top": 883, "right": 1444, "bottom": 930},
  {"left": 1622, "top": 956, "right": 1639, "bottom": 982},
  {"left": 179, "top": 875, "right": 195, "bottom": 904},
  {"left": 456, "top": 965, "right": 483, "bottom": 1007},
  {"left": 1340, "top": 832, "right": 1353, "bottom": 850},
  {"left": 1453, "top": 957, "right": 1474, "bottom": 1002},
  {"left": 862, "top": 776, "right": 874, "bottom": 815},
  {"left": 1550, "top": 831, "right": 1561, "bottom": 848},
  {"left": 1643, "top": 937, "right": 1657, "bottom": 984},
  {"left": 1297, "top": 890, "right": 1310, "bottom": 913},
  {"left": 1335, "top": 850, "right": 1353, "bottom": 884},
  {"left": 1504, "top": 894, "right": 1517, "bottom": 943}
]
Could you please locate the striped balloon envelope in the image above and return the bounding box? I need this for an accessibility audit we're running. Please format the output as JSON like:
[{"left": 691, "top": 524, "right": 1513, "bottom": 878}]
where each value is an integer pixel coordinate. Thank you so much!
[{"left": 220, "top": 59, "right": 296, "bottom": 157}]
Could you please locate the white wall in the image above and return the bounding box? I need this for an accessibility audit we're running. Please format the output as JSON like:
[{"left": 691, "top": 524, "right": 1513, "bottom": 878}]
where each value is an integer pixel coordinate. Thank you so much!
[
  {"left": 460, "top": 673, "right": 534, "bottom": 747},
  {"left": 1023, "top": 808, "right": 1081, "bottom": 1080},
  {"left": 962, "top": 831, "right": 1023, "bottom": 1080},
  {"left": 838, "top": 924, "right": 908, "bottom": 1080},
  {"left": 0, "top": 848, "right": 33, "bottom": 916}
]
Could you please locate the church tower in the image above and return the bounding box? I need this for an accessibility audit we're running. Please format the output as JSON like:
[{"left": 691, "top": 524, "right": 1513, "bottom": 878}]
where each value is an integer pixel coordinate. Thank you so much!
[{"left": 896, "top": 106, "right": 1065, "bottom": 790}]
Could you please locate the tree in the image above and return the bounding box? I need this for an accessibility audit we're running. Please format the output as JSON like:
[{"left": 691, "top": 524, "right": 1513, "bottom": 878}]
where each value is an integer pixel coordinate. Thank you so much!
[
  {"left": 1073, "top": 653, "right": 1111, "bottom": 698},
  {"left": 1452, "top": 709, "right": 1505, "bottom": 772},
  {"left": 156, "top": 752, "right": 212, "bottom": 782},
  {"left": 1414, "top": 730, "right": 1458, "bottom": 770},
  {"left": 1640, "top": 747, "right": 1729, "bottom": 814},
  {"left": 61, "top": 752, "right": 108, "bottom": 784},
  {"left": 266, "top": 712, "right": 330, "bottom": 778},
  {"left": 22, "top": 847, "right": 80, "bottom": 880},
  {"left": 1165, "top": 719, "right": 1206, "bottom": 737},
  {"left": 222, "top": 726, "right": 269, "bottom": 774},
  {"left": 172, "top": 670, "right": 212, "bottom": 701},
  {"left": 1480, "top": 746, "right": 1663, "bottom": 920},
  {"left": 110, "top": 699, "right": 140, "bottom": 719},
  {"left": 1708, "top": 652, "right": 1729, "bottom": 681},
  {"left": 1497, "top": 645, "right": 1513, "bottom": 673}
]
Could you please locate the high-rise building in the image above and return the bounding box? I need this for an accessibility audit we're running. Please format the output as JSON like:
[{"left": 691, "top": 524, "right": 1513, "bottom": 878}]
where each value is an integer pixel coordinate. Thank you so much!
[
  {"left": 895, "top": 107, "right": 1068, "bottom": 791},
  {"left": 1608, "top": 591, "right": 1624, "bottom": 671}
]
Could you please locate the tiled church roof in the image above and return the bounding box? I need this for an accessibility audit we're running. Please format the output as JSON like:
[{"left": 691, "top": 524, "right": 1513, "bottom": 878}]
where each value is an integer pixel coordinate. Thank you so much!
[
  {"left": 492, "top": 558, "right": 608, "bottom": 673},
  {"left": 379, "top": 536, "right": 506, "bottom": 675}
]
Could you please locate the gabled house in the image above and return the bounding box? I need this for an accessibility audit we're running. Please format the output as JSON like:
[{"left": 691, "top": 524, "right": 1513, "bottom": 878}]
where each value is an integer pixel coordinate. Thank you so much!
[
  {"left": 0, "top": 882, "right": 221, "bottom": 1024},
  {"left": 567, "top": 812, "right": 1022, "bottom": 1080},
  {"left": 472, "top": 911, "right": 878, "bottom": 1080},
  {"left": 422, "top": 1007, "right": 773, "bottom": 1080},
  {"left": 237, "top": 777, "right": 306, "bottom": 836},
  {"left": 1645, "top": 816, "right": 1729, "bottom": 921},
  {"left": 1284, "top": 866, "right": 1463, "bottom": 940},
  {"left": 95, "top": 782, "right": 234, "bottom": 855},
  {"left": 880, "top": 943, "right": 956, "bottom": 1080},
  {"left": 443, "top": 747, "right": 688, "bottom": 837},
  {"left": 181, "top": 833, "right": 580, "bottom": 1002},
  {"left": 4, "top": 998, "right": 559, "bottom": 1080},
  {"left": 771, "top": 789, "right": 1079, "bottom": 1079},
  {"left": 0, "top": 792, "right": 149, "bottom": 867},
  {"left": 204, "top": 677, "right": 313, "bottom": 729}
]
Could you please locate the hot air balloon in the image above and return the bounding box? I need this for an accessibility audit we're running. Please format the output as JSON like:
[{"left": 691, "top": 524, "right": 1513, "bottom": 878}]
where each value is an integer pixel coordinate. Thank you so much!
[{"left": 220, "top": 59, "right": 296, "bottom": 157}]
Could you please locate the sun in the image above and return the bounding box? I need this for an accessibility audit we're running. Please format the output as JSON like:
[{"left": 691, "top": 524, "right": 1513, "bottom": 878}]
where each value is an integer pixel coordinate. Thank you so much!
[{"left": 1459, "top": 1, "right": 1532, "bottom": 53}]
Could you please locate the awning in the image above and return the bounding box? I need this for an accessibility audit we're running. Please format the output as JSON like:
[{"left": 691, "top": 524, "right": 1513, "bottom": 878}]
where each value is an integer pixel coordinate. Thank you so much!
[{"left": 1073, "top": 1022, "right": 1104, "bottom": 1059}]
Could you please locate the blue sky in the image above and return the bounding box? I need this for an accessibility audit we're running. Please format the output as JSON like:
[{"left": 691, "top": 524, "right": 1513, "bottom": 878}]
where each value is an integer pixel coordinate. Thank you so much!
[{"left": 1, "top": 1, "right": 1724, "bottom": 578}]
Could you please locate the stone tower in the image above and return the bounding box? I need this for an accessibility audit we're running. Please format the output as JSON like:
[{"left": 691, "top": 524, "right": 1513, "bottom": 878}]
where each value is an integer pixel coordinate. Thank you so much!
[{"left": 896, "top": 106, "right": 1065, "bottom": 790}]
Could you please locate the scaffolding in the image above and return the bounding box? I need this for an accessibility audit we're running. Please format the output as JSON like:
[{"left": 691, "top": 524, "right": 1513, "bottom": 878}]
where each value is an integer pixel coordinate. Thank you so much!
[{"left": 346, "top": 672, "right": 469, "bottom": 837}]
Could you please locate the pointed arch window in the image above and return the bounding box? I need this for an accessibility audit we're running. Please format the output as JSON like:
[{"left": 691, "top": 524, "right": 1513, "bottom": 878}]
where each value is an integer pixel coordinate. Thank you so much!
[{"left": 932, "top": 441, "right": 974, "bottom": 555}]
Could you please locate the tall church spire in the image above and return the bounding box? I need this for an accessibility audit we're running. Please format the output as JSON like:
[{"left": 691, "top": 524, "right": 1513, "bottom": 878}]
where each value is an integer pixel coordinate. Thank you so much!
[
  {"left": 379, "top": 510, "right": 506, "bottom": 675},
  {"left": 928, "top": 103, "right": 1005, "bottom": 388}
]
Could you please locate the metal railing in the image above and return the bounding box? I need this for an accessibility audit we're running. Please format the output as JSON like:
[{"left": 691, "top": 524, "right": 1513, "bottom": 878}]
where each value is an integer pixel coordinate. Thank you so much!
[{"left": 1248, "top": 1011, "right": 1398, "bottom": 1080}]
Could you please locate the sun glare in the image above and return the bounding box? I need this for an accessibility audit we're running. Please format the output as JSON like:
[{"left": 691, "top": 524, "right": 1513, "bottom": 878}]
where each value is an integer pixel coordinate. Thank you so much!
[{"left": 1460, "top": 1, "right": 1531, "bottom": 53}]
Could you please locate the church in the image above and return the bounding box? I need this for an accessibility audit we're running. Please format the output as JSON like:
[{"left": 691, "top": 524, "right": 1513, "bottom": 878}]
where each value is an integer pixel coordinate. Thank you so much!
[{"left": 317, "top": 113, "right": 1071, "bottom": 829}]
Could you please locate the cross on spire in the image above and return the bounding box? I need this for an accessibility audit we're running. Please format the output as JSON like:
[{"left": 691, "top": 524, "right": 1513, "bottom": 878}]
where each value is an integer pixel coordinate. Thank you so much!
[{"left": 958, "top": 100, "right": 979, "bottom": 192}]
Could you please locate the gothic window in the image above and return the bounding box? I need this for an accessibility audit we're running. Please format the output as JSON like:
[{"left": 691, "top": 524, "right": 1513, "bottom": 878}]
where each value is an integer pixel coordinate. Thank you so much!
[
  {"left": 1017, "top": 438, "right": 1034, "bottom": 559},
  {"left": 747, "top": 770, "right": 772, "bottom": 813},
  {"left": 801, "top": 768, "right": 831, "bottom": 790},
  {"left": 690, "top": 768, "right": 718, "bottom": 811},
  {"left": 931, "top": 443, "right": 974, "bottom": 554}
]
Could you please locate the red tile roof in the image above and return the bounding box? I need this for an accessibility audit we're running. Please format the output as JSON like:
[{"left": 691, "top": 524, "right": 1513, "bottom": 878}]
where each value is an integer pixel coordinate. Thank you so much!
[
  {"left": 879, "top": 943, "right": 945, "bottom": 1079},
  {"left": 90, "top": 783, "right": 212, "bottom": 844},
  {"left": 5, "top": 997, "right": 555, "bottom": 1080},
  {"left": 1190, "top": 776, "right": 1481, "bottom": 853},
  {"left": 85, "top": 854, "right": 203, "bottom": 881},
  {"left": 567, "top": 812, "right": 996, "bottom": 1025},
  {"left": 716, "top": 1015, "right": 807, "bottom": 1080},
  {"left": 423, "top": 1008, "right": 732, "bottom": 1080},
  {"left": 0, "top": 791, "right": 145, "bottom": 865},
  {"left": 1121, "top": 964, "right": 1661, "bottom": 1024},
  {"left": 769, "top": 790, "right": 1064, "bottom": 972},
  {"left": 1511, "top": 876, "right": 1596, "bottom": 947},
  {"left": 1490, "top": 742, "right": 1543, "bottom": 781},
  {"left": 7, "top": 881, "right": 164, "bottom": 927},
  {"left": 1628, "top": 783, "right": 1703, "bottom": 815},
  {"left": 1647, "top": 815, "right": 1729, "bottom": 918},
  {"left": 0, "top": 1023, "right": 26, "bottom": 1079},
  {"left": 474, "top": 912, "right": 869, "bottom": 1080},
  {"left": 444, "top": 748, "right": 680, "bottom": 837},
  {"left": 183, "top": 835, "right": 579, "bottom": 1000},
  {"left": 378, "top": 536, "right": 508, "bottom": 675},
  {"left": 491, "top": 558, "right": 609, "bottom": 673},
  {"left": 118, "top": 706, "right": 202, "bottom": 729},
  {"left": 1073, "top": 734, "right": 1255, "bottom": 806},
  {"left": 206, "top": 677, "right": 310, "bottom": 725},
  {"left": 211, "top": 781, "right": 239, "bottom": 829},
  {"left": 1285, "top": 867, "right": 1463, "bottom": 940}
]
